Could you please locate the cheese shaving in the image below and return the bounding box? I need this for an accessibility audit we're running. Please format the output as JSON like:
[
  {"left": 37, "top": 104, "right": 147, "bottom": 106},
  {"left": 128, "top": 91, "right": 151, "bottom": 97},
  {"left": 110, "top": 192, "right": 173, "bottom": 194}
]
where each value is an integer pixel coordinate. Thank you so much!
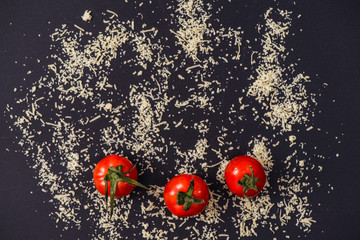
[{"left": 5, "top": 1, "right": 328, "bottom": 239}]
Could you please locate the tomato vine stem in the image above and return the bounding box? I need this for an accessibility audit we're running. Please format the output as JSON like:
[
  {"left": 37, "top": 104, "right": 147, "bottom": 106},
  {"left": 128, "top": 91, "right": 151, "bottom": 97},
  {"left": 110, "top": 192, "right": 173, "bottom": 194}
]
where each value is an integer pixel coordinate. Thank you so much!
[{"left": 104, "top": 165, "right": 149, "bottom": 218}]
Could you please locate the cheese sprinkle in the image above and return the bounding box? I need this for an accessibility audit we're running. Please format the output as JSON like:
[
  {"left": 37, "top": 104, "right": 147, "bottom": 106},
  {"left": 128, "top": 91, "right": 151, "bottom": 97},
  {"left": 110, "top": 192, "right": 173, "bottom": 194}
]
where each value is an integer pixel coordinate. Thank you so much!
[{"left": 6, "top": 1, "right": 330, "bottom": 239}]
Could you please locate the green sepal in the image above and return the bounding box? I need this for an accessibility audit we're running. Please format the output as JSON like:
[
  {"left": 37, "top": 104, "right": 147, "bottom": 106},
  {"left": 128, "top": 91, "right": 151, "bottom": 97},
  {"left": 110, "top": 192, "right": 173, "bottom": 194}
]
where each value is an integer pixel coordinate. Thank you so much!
[
  {"left": 176, "top": 179, "right": 204, "bottom": 211},
  {"left": 237, "top": 166, "right": 260, "bottom": 198}
]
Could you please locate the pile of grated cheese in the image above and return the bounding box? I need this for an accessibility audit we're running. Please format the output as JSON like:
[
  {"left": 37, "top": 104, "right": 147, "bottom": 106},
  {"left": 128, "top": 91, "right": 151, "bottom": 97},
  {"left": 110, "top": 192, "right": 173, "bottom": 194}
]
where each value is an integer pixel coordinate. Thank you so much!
[{"left": 6, "top": 1, "right": 329, "bottom": 239}]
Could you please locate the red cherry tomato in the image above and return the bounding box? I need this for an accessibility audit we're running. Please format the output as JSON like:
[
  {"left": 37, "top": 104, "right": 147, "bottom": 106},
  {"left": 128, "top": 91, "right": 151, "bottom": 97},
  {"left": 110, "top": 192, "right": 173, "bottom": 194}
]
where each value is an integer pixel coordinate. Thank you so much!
[
  {"left": 93, "top": 155, "right": 148, "bottom": 217},
  {"left": 164, "top": 174, "right": 209, "bottom": 217},
  {"left": 93, "top": 155, "right": 138, "bottom": 197},
  {"left": 225, "top": 156, "right": 266, "bottom": 198}
]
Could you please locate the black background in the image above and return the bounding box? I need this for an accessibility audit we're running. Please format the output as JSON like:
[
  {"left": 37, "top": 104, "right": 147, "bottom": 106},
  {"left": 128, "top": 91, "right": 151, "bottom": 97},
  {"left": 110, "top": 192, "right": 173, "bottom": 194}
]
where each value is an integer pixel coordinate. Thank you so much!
[{"left": 1, "top": 0, "right": 360, "bottom": 239}]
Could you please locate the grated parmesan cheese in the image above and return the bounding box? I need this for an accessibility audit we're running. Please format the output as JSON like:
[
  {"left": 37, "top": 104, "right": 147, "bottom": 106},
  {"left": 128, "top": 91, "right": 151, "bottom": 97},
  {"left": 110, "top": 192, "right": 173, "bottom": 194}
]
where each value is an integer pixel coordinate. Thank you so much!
[
  {"left": 81, "top": 10, "right": 92, "bottom": 22},
  {"left": 5, "top": 1, "right": 328, "bottom": 239}
]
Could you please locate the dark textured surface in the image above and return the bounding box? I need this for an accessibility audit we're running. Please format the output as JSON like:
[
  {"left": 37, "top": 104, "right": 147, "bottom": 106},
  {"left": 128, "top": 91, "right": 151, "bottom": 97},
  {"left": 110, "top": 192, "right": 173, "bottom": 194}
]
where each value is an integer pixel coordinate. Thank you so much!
[{"left": 1, "top": 0, "right": 360, "bottom": 239}]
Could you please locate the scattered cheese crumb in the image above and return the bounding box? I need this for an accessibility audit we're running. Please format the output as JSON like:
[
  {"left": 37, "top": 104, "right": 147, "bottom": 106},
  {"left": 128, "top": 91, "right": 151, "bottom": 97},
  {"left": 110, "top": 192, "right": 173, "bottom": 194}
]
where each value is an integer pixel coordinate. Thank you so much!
[{"left": 81, "top": 10, "right": 92, "bottom": 21}]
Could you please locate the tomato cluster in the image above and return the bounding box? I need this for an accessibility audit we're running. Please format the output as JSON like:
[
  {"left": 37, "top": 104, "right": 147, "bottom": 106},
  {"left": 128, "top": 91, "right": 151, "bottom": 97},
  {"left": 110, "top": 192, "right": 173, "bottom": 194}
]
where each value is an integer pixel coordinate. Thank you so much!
[{"left": 93, "top": 154, "right": 266, "bottom": 218}]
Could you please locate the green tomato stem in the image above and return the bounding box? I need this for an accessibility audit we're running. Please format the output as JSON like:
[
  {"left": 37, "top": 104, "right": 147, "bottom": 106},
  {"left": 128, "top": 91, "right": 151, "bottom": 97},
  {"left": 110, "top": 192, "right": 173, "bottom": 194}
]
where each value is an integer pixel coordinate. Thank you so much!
[{"left": 104, "top": 165, "right": 149, "bottom": 219}]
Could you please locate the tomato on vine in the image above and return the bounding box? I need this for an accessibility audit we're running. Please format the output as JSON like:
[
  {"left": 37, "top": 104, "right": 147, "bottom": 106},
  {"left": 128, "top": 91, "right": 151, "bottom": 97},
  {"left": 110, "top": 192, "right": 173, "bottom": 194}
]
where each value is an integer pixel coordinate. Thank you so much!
[
  {"left": 164, "top": 174, "right": 209, "bottom": 217},
  {"left": 225, "top": 156, "right": 266, "bottom": 198},
  {"left": 93, "top": 155, "right": 148, "bottom": 218}
]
